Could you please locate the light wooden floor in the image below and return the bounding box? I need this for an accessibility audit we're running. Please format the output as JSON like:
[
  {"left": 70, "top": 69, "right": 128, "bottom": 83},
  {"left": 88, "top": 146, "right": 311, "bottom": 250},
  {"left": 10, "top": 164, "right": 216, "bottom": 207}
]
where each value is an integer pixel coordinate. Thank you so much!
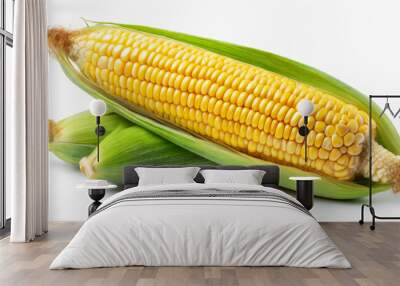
[{"left": 0, "top": 222, "right": 399, "bottom": 286}]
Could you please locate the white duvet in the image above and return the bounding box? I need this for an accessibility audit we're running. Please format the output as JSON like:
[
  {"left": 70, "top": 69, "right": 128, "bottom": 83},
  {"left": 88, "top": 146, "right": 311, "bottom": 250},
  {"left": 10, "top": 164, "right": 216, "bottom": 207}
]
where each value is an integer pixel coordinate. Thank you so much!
[{"left": 50, "top": 183, "right": 350, "bottom": 269}]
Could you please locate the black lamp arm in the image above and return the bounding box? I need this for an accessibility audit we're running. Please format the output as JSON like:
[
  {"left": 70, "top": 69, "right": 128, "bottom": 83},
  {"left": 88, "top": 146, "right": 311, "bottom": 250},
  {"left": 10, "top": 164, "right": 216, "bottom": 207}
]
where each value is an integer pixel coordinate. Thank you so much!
[
  {"left": 298, "top": 116, "right": 309, "bottom": 162},
  {"left": 94, "top": 116, "right": 106, "bottom": 162}
]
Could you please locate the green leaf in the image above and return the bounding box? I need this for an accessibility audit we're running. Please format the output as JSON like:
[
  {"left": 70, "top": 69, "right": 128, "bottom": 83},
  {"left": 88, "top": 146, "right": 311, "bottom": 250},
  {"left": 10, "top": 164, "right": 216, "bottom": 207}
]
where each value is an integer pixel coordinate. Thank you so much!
[
  {"left": 50, "top": 110, "right": 131, "bottom": 145},
  {"left": 49, "top": 110, "right": 132, "bottom": 165},
  {"left": 80, "top": 126, "right": 214, "bottom": 184},
  {"left": 49, "top": 142, "right": 95, "bottom": 165}
]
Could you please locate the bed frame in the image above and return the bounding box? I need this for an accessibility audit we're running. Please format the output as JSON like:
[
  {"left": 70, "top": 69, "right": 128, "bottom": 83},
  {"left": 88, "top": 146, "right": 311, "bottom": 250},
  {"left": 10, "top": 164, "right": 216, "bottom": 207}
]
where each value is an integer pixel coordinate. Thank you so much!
[{"left": 123, "top": 165, "right": 280, "bottom": 189}]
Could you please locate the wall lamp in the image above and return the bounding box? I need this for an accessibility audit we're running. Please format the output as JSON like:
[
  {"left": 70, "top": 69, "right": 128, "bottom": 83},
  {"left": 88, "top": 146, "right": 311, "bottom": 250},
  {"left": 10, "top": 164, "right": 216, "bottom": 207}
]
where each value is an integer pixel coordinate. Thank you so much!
[
  {"left": 89, "top": 99, "right": 107, "bottom": 162},
  {"left": 297, "top": 99, "right": 314, "bottom": 162}
]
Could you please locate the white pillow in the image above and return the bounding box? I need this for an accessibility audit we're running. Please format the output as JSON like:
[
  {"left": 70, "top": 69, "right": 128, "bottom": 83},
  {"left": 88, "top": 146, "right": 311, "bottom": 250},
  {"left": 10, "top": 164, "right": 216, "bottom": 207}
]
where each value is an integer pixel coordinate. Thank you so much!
[
  {"left": 135, "top": 167, "right": 200, "bottom": 186},
  {"left": 200, "top": 169, "right": 266, "bottom": 185}
]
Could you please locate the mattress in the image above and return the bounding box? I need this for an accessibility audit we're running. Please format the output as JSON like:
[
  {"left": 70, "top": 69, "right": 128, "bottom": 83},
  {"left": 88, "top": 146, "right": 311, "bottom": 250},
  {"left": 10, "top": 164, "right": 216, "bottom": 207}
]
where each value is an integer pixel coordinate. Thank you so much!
[{"left": 50, "top": 183, "right": 350, "bottom": 269}]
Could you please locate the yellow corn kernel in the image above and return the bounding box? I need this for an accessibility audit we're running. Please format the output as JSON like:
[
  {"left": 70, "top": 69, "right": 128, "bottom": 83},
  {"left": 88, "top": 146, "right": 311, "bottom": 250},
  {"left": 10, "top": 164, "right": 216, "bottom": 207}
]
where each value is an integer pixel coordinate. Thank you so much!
[
  {"left": 314, "top": 121, "right": 325, "bottom": 133},
  {"left": 344, "top": 133, "right": 355, "bottom": 147},
  {"left": 332, "top": 134, "right": 343, "bottom": 148},
  {"left": 324, "top": 125, "right": 335, "bottom": 137}
]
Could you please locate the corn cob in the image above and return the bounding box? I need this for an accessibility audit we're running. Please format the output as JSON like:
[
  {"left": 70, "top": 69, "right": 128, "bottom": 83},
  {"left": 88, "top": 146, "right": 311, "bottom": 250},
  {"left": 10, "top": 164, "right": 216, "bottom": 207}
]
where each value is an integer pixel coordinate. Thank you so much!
[
  {"left": 80, "top": 125, "right": 213, "bottom": 184},
  {"left": 48, "top": 24, "right": 400, "bottom": 195},
  {"left": 49, "top": 111, "right": 130, "bottom": 164}
]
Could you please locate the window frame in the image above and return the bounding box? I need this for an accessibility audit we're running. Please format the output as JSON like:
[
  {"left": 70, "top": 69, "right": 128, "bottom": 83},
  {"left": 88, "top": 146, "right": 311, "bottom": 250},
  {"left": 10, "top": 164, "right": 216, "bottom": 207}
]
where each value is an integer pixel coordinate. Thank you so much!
[{"left": 0, "top": 0, "right": 14, "bottom": 235}]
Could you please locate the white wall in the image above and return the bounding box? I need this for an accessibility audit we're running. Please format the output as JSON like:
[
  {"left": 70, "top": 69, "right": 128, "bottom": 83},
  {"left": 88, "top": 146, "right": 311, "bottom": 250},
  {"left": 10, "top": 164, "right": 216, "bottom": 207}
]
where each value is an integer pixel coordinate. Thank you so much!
[{"left": 48, "top": 0, "right": 400, "bottom": 221}]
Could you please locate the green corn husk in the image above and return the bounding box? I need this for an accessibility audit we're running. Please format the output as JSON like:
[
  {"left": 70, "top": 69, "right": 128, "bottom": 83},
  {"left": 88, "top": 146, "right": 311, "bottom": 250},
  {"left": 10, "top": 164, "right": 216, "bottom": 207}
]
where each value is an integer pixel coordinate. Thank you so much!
[
  {"left": 49, "top": 142, "right": 94, "bottom": 165},
  {"left": 48, "top": 21, "right": 400, "bottom": 199},
  {"left": 49, "top": 110, "right": 130, "bottom": 164},
  {"left": 80, "top": 126, "right": 213, "bottom": 184}
]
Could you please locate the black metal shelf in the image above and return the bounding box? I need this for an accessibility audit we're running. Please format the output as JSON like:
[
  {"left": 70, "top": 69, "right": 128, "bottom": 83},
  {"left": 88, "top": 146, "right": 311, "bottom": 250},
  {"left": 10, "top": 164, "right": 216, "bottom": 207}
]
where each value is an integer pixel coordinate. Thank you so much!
[{"left": 359, "top": 95, "right": 400, "bottom": 230}]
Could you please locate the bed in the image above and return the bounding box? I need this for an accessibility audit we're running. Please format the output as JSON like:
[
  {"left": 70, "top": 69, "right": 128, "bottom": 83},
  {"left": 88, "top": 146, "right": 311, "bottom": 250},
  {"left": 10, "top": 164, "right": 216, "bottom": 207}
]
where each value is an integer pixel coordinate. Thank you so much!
[{"left": 50, "top": 165, "right": 350, "bottom": 269}]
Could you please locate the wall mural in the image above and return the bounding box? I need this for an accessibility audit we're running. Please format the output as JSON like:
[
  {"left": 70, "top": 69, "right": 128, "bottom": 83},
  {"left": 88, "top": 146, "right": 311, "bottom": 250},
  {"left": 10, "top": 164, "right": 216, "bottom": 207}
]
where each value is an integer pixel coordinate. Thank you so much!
[{"left": 47, "top": 21, "right": 400, "bottom": 200}]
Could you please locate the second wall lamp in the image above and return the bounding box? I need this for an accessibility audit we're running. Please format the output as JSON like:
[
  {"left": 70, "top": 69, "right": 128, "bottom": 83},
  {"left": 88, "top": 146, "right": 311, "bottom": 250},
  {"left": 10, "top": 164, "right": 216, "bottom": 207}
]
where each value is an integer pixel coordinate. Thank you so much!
[
  {"left": 297, "top": 99, "right": 314, "bottom": 162},
  {"left": 89, "top": 99, "right": 107, "bottom": 162}
]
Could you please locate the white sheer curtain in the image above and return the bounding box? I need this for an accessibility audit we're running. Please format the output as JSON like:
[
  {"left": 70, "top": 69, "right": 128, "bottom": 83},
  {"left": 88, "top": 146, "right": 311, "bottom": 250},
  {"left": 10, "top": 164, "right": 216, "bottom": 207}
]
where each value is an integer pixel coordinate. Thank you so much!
[{"left": 8, "top": 0, "right": 48, "bottom": 242}]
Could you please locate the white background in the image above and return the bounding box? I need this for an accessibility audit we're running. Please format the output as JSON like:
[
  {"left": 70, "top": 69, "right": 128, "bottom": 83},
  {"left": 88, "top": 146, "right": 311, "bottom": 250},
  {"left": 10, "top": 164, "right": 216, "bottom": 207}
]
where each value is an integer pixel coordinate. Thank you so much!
[{"left": 47, "top": 0, "right": 400, "bottom": 221}]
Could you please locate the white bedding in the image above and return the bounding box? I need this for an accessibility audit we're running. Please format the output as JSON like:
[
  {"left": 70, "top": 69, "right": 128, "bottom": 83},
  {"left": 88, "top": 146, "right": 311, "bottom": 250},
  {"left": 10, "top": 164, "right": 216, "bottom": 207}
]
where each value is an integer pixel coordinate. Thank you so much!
[{"left": 50, "top": 183, "right": 350, "bottom": 269}]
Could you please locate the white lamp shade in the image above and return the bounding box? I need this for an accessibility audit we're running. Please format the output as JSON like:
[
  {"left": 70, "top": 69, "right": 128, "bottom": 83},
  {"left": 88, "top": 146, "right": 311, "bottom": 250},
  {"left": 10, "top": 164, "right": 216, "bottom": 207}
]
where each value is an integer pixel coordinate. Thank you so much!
[
  {"left": 297, "top": 99, "right": 314, "bottom": 117},
  {"left": 89, "top": 99, "right": 107, "bottom": 116}
]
